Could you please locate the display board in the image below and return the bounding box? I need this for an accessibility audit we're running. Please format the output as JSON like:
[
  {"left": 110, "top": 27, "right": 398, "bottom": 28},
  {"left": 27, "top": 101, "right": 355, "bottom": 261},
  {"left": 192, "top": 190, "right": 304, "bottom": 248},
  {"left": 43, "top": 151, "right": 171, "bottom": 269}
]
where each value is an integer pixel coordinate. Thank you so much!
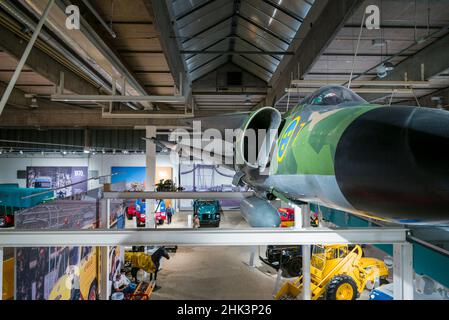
[
  {"left": 108, "top": 246, "right": 125, "bottom": 298},
  {"left": 14, "top": 192, "right": 100, "bottom": 300},
  {"left": 111, "top": 166, "right": 146, "bottom": 191},
  {"left": 26, "top": 166, "right": 88, "bottom": 198},
  {"left": 111, "top": 166, "right": 174, "bottom": 191}
]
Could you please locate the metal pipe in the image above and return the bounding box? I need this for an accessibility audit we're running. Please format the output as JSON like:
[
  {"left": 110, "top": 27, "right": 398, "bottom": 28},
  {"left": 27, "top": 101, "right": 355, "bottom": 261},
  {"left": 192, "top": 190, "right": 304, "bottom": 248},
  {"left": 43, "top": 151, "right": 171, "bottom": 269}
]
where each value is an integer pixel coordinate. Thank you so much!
[
  {"left": 291, "top": 80, "right": 431, "bottom": 87},
  {"left": 80, "top": 0, "right": 116, "bottom": 38},
  {"left": 286, "top": 88, "right": 414, "bottom": 94},
  {"left": 0, "top": 0, "right": 112, "bottom": 93},
  {"left": 58, "top": 0, "right": 151, "bottom": 109},
  {"left": 52, "top": 94, "right": 186, "bottom": 103},
  {"left": 0, "top": 0, "right": 55, "bottom": 115}
]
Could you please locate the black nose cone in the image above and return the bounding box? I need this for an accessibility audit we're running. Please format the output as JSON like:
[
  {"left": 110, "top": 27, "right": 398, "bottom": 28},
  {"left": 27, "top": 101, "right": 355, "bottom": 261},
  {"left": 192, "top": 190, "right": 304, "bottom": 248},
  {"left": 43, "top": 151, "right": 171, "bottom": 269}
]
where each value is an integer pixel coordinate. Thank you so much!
[{"left": 335, "top": 106, "right": 449, "bottom": 223}]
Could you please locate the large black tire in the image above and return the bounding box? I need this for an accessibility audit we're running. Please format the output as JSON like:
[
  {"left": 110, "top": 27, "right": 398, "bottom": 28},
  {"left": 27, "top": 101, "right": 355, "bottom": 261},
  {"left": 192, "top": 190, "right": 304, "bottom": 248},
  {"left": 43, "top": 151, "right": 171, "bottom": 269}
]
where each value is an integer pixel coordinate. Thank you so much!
[
  {"left": 282, "top": 256, "right": 302, "bottom": 278},
  {"left": 325, "top": 275, "right": 358, "bottom": 300}
]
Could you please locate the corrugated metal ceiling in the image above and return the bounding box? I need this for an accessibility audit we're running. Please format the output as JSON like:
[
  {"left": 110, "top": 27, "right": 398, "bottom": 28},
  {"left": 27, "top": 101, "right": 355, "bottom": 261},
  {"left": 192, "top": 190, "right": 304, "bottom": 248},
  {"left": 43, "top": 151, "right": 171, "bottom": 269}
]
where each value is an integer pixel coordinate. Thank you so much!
[{"left": 170, "top": 0, "right": 315, "bottom": 82}]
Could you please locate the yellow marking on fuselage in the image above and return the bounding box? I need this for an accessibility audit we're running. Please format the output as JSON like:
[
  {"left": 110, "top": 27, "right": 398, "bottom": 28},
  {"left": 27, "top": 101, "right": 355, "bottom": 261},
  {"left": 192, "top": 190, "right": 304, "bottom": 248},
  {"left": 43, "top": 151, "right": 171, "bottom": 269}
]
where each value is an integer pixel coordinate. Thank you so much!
[{"left": 277, "top": 116, "right": 301, "bottom": 163}]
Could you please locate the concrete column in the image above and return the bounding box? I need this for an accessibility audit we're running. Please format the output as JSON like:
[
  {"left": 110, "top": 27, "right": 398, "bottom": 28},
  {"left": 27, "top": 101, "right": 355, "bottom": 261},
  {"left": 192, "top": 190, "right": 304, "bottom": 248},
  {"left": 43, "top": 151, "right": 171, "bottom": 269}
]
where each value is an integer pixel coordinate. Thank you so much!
[
  {"left": 248, "top": 246, "right": 257, "bottom": 267},
  {"left": 0, "top": 247, "right": 3, "bottom": 301},
  {"left": 99, "top": 247, "right": 109, "bottom": 300},
  {"left": 393, "top": 243, "right": 414, "bottom": 300},
  {"left": 301, "top": 245, "right": 311, "bottom": 300},
  {"left": 293, "top": 204, "right": 302, "bottom": 229},
  {"left": 301, "top": 204, "right": 311, "bottom": 228},
  {"left": 273, "top": 269, "right": 283, "bottom": 296},
  {"left": 145, "top": 126, "right": 156, "bottom": 228},
  {"left": 99, "top": 198, "right": 110, "bottom": 300},
  {"left": 99, "top": 199, "right": 110, "bottom": 229},
  {"left": 301, "top": 203, "right": 311, "bottom": 300}
]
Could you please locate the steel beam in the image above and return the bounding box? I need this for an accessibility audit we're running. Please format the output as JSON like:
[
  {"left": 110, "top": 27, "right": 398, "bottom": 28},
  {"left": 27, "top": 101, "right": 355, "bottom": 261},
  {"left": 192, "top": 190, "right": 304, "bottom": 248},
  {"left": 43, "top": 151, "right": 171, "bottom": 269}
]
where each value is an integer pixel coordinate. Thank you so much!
[
  {"left": 0, "top": 0, "right": 55, "bottom": 115},
  {"left": 0, "top": 17, "right": 100, "bottom": 99},
  {"left": 393, "top": 243, "right": 414, "bottom": 300},
  {"left": 181, "top": 50, "right": 293, "bottom": 55},
  {"left": 148, "top": 0, "right": 191, "bottom": 98},
  {"left": 52, "top": 94, "right": 186, "bottom": 103},
  {"left": 291, "top": 80, "right": 430, "bottom": 87},
  {"left": 0, "top": 106, "right": 223, "bottom": 127},
  {"left": 0, "top": 82, "right": 28, "bottom": 108},
  {"left": 103, "top": 191, "right": 255, "bottom": 200},
  {"left": 101, "top": 111, "right": 193, "bottom": 119},
  {"left": 301, "top": 245, "right": 311, "bottom": 300},
  {"left": 0, "top": 228, "right": 407, "bottom": 247},
  {"left": 286, "top": 88, "right": 414, "bottom": 94}
]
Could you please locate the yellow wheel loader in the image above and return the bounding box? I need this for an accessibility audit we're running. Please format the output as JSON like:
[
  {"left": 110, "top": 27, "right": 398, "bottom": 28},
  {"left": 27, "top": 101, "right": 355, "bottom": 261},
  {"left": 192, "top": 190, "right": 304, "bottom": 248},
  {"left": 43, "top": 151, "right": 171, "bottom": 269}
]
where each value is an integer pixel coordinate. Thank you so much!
[{"left": 274, "top": 244, "right": 389, "bottom": 300}]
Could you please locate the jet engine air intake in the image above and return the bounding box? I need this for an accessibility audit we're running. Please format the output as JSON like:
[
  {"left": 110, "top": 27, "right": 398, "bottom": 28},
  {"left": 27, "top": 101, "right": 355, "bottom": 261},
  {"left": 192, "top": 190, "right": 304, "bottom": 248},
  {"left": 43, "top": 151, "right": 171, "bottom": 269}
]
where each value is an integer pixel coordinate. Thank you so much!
[{"left": 236, "top": 107, "right": 282, "bottom": 171}]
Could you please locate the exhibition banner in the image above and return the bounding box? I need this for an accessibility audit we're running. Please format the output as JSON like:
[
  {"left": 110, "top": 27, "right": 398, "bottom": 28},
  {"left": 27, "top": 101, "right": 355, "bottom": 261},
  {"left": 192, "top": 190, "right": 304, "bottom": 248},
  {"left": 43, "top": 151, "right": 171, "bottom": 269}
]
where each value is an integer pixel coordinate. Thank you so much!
[
  {"left": 26, "top": 166, "right": 88, "bottom": 198},
  {"left": 111, "top": 166, "right": 146, "bottom": 191},
  {"left": 15, "top": 197, "right": 99, "bottom": 300}
]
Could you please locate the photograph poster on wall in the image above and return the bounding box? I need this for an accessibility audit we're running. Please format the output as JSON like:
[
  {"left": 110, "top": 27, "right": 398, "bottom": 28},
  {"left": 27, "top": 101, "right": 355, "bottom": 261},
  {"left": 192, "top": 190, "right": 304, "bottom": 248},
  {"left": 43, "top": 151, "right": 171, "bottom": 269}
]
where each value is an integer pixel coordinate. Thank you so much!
[{"left": 26, "top": 166, "right": 88, "bottom": 198}]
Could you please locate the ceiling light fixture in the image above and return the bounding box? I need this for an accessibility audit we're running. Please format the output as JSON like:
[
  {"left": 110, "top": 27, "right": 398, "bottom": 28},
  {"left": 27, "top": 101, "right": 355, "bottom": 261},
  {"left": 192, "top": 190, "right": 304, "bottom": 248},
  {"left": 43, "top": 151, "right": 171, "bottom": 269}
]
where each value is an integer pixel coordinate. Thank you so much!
[{"left": 377, "top": 62, "right": 394, "bottom": 78}]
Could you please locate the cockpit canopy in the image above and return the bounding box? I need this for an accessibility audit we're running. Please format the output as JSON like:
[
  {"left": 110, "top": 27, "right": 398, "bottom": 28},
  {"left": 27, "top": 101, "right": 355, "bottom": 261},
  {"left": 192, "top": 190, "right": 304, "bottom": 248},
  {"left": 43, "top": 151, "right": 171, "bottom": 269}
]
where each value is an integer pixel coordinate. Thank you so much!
[{"left": 301, "top": 85, "right": 367, "bottom": 106}]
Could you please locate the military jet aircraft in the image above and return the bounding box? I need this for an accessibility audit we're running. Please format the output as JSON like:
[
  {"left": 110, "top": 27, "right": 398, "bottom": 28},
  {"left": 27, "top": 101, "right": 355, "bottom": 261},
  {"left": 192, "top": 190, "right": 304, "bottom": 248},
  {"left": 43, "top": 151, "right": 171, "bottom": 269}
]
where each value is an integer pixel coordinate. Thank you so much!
[{"left": 150, "top": 86, "right": 449, "bottom": 227}]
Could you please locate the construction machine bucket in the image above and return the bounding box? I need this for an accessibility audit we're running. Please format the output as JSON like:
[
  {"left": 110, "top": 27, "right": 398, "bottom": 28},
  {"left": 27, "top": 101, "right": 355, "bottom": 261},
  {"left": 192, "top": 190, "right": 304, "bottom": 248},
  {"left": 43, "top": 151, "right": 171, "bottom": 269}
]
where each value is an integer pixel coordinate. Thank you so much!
[{"left": 274, "top": 281, "right": 302, "bottom": 300}]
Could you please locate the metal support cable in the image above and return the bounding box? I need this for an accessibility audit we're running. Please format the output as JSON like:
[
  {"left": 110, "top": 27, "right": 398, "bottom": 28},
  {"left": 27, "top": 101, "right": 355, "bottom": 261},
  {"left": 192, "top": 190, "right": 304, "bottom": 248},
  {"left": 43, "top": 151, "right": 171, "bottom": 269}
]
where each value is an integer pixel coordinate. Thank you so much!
[{"left": 347, "top": 11, "right": 366, "bottom": 89}]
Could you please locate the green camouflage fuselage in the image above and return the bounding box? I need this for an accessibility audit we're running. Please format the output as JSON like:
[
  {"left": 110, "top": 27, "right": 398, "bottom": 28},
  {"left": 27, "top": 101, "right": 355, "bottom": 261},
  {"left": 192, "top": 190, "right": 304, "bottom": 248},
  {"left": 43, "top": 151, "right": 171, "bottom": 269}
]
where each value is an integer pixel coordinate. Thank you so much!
[{"left": 264, "top": 100, "right": 449, "bottom": 225}]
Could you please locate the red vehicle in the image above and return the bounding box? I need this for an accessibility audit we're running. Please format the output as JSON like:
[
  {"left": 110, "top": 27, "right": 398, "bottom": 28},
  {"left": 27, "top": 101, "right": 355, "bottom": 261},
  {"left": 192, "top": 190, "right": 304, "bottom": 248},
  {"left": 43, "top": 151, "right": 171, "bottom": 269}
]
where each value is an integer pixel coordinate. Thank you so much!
[
  {"left": 155, "top": 210, "right": 166, "bottom": 225},
  {"left": 0, "top": 214, "right": 14, "bottom": 228},
  {"left": 134, "top": 199, "right": 146, "bottom": 227},
  {"left": 131, "top": 199, "right": 167, "bottom": 227},
  {"left": 135, "top": 210, "right": 146, "bottom": 227},
  {"left": 154, "top": 200, "right": 167, "bottom": 225},
  {"left": 126, "top": 205, "right": 137, "bottom": 220},
  {"left": 278, "top": 208, "right": 294, "bottom": 228}
]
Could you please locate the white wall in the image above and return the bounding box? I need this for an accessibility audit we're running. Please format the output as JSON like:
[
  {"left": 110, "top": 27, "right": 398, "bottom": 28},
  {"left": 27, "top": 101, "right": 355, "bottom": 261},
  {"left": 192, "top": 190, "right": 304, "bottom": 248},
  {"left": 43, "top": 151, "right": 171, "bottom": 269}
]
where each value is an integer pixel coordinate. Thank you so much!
[{"left": 0, "top": 153, "right": 179, "bottom": 189}]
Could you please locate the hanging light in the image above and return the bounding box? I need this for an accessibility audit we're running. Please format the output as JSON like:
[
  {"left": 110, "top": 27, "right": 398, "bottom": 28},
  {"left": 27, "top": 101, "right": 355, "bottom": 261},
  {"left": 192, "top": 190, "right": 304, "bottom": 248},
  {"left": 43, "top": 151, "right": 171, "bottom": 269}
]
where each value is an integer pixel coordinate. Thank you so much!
[
  {"left": 102, "top": 149, "right": 106, "bottom": 154},
  {"left": 377, "top": 62, "right": 394, "bottom": 78},
  {"left": 19, "top": 150, "right": 24, "bottom": 155},
  {"left": 384, "top": 62, "right": 394, "bottom": 71},
  {"left": 61, "top": 150, "right": 68, "bottom": 155}
]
